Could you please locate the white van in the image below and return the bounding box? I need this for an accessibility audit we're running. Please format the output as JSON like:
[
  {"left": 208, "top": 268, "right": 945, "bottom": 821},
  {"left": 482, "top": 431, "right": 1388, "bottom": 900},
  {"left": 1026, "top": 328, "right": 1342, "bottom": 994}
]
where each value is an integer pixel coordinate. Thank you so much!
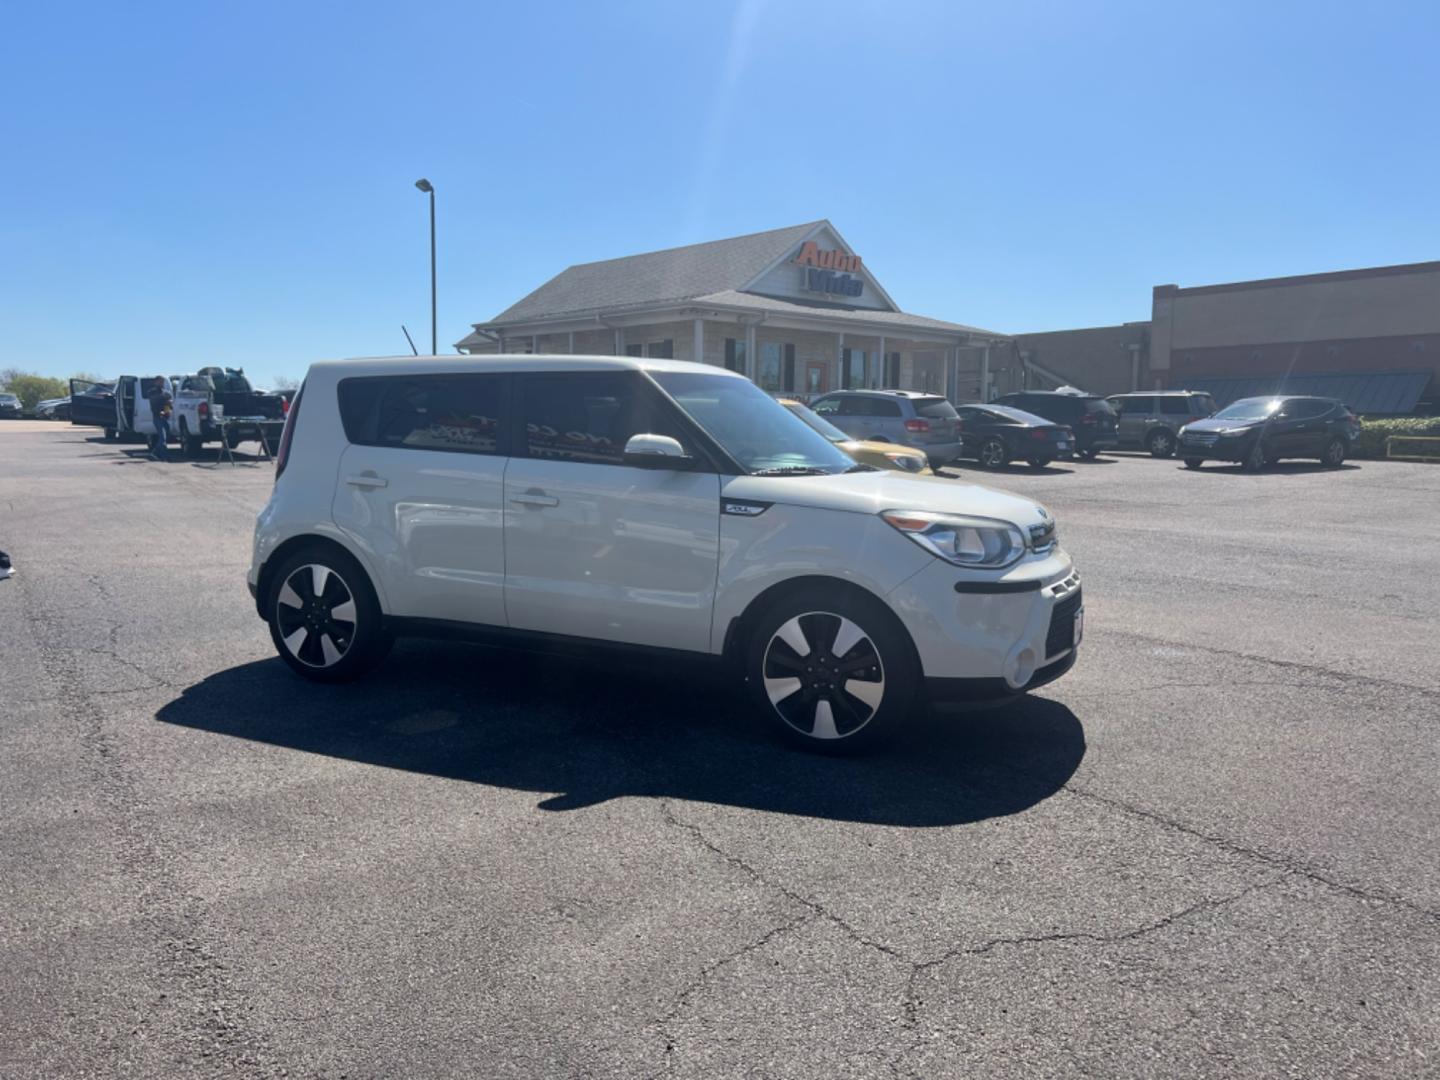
[{"left": 248, "top": 356, "right": 1083, "bottom": 752}]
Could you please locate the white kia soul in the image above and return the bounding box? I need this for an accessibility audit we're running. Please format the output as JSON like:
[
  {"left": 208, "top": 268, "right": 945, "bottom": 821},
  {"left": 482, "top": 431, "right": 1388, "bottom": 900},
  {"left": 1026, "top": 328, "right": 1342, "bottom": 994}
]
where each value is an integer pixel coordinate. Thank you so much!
[{"left": 249, "top": 356, "right": 1082, "bottom": 752}]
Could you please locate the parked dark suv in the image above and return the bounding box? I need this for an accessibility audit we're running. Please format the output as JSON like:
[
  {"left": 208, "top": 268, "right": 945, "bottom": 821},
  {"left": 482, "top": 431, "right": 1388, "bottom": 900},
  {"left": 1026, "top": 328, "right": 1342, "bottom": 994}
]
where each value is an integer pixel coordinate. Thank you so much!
[
  {"left": 1177, "top": 396, "right": 1359, "bottom": 470},
  {"left": 992, "top": 391, "right": 1118, "bottom": 458},
  {"left": 1106, "top": 391, "right": 1217, "bottom": 457}
]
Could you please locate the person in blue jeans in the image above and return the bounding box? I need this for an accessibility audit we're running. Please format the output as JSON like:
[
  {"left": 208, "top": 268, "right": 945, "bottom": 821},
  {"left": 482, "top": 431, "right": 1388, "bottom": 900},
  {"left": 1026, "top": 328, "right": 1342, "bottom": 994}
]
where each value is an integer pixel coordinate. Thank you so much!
[{"left": 146, "top": 376, "right": 173, "bottom": 461}]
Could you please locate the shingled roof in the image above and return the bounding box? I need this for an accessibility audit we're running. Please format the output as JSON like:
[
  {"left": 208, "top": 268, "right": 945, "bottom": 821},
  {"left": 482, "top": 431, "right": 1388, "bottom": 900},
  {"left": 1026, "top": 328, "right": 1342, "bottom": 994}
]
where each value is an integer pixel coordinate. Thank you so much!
[{"left": 490, "top": 221, "right": 823, "bottom": 323}]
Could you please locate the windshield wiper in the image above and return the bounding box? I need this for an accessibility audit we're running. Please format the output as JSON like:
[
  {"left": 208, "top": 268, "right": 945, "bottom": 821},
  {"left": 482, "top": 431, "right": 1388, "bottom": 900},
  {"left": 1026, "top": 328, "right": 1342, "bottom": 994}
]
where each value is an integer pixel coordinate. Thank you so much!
[{"left": 750, "top": 466, "right": 834, "bottom": 476}]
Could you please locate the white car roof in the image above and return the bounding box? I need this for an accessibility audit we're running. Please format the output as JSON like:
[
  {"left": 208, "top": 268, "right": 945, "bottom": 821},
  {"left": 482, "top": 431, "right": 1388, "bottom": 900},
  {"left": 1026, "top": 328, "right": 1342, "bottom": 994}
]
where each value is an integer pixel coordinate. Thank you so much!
[{"left": 303, "top": 354, "right": 748, "bottom": 380}]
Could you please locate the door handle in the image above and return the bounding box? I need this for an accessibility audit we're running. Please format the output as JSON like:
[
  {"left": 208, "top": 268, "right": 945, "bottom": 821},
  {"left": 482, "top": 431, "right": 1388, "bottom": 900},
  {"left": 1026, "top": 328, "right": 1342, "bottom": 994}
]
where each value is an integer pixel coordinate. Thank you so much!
[
  {"left": 510, "top": 493, "right": 559, "bottom": 508},
  {"left": 345, "top": 473, "right": 388, "bottom": 489}
]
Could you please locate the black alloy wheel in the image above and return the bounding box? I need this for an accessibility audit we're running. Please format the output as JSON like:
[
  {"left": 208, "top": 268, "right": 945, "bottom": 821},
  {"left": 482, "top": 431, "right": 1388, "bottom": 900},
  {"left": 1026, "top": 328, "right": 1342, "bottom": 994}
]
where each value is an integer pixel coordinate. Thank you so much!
[
  {"left": 1322, "top": 437, "right": 1347, "bottom": 467},
  {"left": 267, "top": 547, "right": 390, "bottom": 682},
  {"left": 978, "top": 437, "right": 1008, "bottom": 469},
  {"left": 1147, "top": 428, "right": 1176, "bottom": 457}
]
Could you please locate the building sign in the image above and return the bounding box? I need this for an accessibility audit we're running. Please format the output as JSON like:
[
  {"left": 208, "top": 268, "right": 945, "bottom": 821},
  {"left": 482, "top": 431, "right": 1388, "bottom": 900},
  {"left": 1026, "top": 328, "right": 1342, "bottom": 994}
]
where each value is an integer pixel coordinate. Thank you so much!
[{"left": 792, "top": 241, "right": 865, "bottom": 298}]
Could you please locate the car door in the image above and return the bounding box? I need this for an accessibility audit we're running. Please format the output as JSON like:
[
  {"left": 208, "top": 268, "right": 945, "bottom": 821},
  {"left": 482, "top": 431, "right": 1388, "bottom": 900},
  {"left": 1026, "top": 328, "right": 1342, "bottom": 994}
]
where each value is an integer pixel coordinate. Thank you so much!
[
  {"left": 1285, "top": 398, "right": 1331, "bottom": 455},
  {"left": 330, "top": 371, "right": 509, "bottom": 626},
  {"left": 503, "top": 370, "right": 722, "bottom": 653},
  {"left": 68, "top": 379, "right": 118, "bottom": 430},
  {"left": 1268, "top": 398, "right": 1317, "bottom": 457}
]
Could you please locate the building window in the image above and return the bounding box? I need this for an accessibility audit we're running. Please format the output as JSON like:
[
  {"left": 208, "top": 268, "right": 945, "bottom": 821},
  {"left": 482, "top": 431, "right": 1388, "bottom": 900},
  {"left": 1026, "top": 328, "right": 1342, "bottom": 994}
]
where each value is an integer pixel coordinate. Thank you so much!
[
  {"left": 783, "top": 344, "right": 796, "bottom": 392},
  {"left": 646, "top": 339, "right": 673, "bottom": 359},
  {"left": 758, "top": 343, "right": 783, "bottom": 391},
  {"left": 625, "top": 344, "right": 644, "bottom": 357},
  {"left": 724, "top": 337, "right": 748, "bottom": 373},
  {"left": 884, "top": 352, "right": 901, "bottom": 388},
  {"left": 841, "top": 349, "right": 867, "bottom": 389}
]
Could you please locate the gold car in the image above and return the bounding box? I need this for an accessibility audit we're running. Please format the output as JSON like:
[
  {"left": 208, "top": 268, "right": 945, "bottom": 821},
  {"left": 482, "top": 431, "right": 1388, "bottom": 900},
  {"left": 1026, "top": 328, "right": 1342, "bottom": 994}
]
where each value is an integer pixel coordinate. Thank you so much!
[{"left": 779, "top": 399, "right": 933, "bottom": 475}]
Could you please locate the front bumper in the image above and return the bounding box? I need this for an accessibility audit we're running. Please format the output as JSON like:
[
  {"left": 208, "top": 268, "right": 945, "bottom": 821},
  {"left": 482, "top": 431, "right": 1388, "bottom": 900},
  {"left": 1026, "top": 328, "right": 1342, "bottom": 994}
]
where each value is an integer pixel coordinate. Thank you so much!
[
  {"left": 886, "top": 552, "right": 1082, "bottom": 690},
  {"left": 1178, "top": 432, "right": 1252, "bottom": 461}
]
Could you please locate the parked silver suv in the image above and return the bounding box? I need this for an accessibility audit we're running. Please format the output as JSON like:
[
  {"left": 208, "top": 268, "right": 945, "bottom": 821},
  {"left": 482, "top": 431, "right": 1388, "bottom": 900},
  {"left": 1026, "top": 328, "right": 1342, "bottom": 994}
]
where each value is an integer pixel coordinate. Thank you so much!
[
  {"left": 1106, "top": 391, "right": 1218, "bottom": 457},
  {"left": 808, "top": 390, "right": 963, "bottom": 466}
]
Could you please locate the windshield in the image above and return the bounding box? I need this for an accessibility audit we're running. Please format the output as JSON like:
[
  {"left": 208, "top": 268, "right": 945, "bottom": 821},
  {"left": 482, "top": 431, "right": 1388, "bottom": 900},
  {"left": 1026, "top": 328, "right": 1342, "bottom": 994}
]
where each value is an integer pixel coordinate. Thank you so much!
[
  {"left": 782, "top": 401, "right": 851, "bottom": 444},
  {"left": 651, "top": 373, "right": 858, "bottom": 474},
  {"left": 1214, "top": 397, "right": 1283, "bottom": 421}
]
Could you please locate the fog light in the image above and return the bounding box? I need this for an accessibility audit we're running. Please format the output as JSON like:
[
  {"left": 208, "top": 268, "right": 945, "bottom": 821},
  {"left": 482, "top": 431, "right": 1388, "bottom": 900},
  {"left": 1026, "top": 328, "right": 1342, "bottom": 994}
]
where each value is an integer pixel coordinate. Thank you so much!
[{"left": 1005, "top": 646, "right": 1037, "bottom": 689}]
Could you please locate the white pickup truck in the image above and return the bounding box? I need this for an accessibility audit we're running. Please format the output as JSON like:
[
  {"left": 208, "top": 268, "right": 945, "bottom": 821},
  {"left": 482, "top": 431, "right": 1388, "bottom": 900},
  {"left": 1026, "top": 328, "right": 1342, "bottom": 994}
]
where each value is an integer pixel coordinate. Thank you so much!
[{"left": 70, "top": 369, "right": 288, "bottom": 456}]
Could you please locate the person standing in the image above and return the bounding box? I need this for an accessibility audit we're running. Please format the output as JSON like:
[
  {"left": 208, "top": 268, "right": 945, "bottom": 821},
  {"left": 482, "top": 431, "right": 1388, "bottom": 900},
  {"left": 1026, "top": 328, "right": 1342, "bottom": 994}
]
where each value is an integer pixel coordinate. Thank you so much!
[{"left": 146, "top": 376, "right": 173, "bottom": 461}]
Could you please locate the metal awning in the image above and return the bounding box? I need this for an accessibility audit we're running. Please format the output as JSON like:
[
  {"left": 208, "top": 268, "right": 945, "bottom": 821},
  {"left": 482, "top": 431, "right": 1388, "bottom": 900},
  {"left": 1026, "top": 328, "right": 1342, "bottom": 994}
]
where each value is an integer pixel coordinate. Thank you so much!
[{"left": 1176, "top": 369, "right": 1433, "bottom": 415}]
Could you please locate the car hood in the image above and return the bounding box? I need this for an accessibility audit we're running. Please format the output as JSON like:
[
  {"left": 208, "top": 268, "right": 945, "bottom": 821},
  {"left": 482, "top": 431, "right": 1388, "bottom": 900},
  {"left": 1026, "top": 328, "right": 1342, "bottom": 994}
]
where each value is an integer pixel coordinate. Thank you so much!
[
  {"left": 1182, "top": 416, "right": 1263, "bottom": 434},
  {"left": 722, "top": 471, "right": 1051, "bottom": 529}
]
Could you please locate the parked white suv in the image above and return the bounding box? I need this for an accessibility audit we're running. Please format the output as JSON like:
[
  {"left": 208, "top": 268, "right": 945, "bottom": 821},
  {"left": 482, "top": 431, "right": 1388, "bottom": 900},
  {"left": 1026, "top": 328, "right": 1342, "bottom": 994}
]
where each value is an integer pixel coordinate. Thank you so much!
[{"left": 249, "top": 356, "right": 1082, "bottom": 752}]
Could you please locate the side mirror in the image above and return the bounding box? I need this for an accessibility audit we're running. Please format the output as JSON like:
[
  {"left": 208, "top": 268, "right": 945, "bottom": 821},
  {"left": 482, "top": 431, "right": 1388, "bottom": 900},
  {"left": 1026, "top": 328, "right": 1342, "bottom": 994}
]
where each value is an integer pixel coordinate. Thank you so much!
[{"left": 623, "top": 433, "right": 695, "bottom": 470}]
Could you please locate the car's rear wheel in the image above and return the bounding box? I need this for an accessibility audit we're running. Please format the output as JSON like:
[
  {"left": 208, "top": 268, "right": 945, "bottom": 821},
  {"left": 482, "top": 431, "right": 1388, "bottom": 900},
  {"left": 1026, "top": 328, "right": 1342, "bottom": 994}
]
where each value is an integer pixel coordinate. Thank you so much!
[
  {"left": 1147, "top": 429, "right": 1176, "bottom": 457},
  {"left": 978, "top": 437, "right": 1009, "bottom": 469},
  {"left": 1183, "top": 457, "right": 1203, "bottom": 469},
  {"left": 266, "top": 545, "right": 391, "bottom": 682},
  {"left": 178, "top": 418, "right": 203, "bottom": 458},
  {"left": 1077, "top": 449, "right": 1098, "bottom": 460},
  {"left": 745, "top": 586, "right": 917, "bottom": 755},
  {"left": 1321, "top": 437, "right": 1347, "bottom": 467}
]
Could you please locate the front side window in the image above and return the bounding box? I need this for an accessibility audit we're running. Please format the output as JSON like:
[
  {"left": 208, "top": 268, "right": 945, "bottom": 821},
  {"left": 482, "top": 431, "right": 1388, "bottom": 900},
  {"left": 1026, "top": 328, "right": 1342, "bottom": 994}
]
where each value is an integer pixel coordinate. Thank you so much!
[
  {"left": 651, "top": 372, "right": 858, "bottom": 475},
  {"left": 518, "top": 372, "right": 688, "bottom": 466},
  {"left": 1214, "top": 397, "right": 1282, "bottom": 421},
  {"left": 810, "top": 395, "right": 840, "bottom": 415},
  {"left": 1159, "top": 396, "right": 1191, "bottom": 415},
  {"left": 338, "top": 374, "right": 504, "bottom": 455}
]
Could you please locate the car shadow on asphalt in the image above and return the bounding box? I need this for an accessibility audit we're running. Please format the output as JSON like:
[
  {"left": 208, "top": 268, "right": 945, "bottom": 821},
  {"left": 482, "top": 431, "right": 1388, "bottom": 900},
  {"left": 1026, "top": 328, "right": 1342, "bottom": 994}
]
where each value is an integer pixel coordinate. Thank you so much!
[
  {"left": 154, "top": 641, "right": 1085, "bottom": 827},
  {"left": 1179, "top": 462, "right": 1363, "bottom": 474}
]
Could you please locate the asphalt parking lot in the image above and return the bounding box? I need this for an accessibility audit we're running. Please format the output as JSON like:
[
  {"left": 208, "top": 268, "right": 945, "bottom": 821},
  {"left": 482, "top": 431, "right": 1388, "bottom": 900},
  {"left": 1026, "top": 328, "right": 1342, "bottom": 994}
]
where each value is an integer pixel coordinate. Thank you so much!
[{"left": 3, "top": 421, "right": 1438, "bottom": 1079}]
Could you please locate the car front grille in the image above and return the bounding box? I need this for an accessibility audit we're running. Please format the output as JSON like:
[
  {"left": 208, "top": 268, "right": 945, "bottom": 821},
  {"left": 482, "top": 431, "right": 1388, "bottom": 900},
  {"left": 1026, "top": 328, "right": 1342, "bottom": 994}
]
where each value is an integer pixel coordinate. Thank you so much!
[
  {"left": 1182, "top": 431, "right": 1219, "bottom": 448},
  {"left": 1046, "top": 588, "right": 1082, "bottom": 659}
]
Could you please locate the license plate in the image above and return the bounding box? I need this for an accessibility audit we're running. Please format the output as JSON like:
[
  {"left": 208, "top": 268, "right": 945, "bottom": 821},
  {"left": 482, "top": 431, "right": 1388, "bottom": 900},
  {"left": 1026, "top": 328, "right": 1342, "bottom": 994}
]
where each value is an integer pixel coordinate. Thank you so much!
[
  {"left": 1073, "top": 609, "right": 1084, "bottom": 647},
  {"left": 1057, "top": 441, "right": 1070, "bottom": 450}
]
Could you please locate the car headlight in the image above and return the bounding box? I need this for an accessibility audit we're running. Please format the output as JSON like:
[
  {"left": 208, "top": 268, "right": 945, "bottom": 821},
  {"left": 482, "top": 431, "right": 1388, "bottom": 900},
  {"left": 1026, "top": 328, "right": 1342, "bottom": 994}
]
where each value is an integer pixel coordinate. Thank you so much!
[
  {"left": 881, "top": 510, "right": 1027, "bottom": 569},
  {"left": 883, "top": 451, "right": 925, "bottom": 472}
]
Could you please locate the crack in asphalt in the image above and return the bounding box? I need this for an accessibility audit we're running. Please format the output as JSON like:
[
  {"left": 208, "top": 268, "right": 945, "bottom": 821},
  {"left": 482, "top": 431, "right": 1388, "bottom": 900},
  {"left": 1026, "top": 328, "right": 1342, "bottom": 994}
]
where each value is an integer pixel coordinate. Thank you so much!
[{"left": 16, "top": 574, "right": 285, "bottom": 1078}]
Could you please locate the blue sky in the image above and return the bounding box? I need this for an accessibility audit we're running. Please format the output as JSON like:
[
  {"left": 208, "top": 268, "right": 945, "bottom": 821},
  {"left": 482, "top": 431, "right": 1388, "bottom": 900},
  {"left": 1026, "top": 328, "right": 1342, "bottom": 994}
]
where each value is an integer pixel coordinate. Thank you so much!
[{"left": 3, "top": 0, "right": 1436, "bottom": 387}]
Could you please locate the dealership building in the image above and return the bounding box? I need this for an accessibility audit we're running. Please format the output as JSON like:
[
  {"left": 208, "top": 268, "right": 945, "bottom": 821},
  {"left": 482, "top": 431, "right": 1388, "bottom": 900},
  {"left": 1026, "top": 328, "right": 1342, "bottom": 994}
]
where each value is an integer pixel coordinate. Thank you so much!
[{"left": 457, "top": 221, "right": 1004, "bottom": 399}]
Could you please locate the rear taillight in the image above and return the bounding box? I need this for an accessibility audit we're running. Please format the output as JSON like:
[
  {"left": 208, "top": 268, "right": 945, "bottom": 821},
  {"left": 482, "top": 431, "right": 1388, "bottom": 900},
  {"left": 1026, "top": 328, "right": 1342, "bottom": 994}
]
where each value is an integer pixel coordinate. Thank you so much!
[
  {"left": 198, "top": 402, "right": 209, "bottom": 418},
  {"left": 1080, "top": 413, "right": 1098, "bottom": 425},
  {"left": 275, "top": 381, "right": 303, "bottom": 481},
  {"left": 1029, "top": 428, "right": 1049, "bottom": 441},
  {"left": 281, "top": 397, "right": 290, "bottom": 414},
  {"left": 904, "top": 418, "right": 930, "bottom": 433}
]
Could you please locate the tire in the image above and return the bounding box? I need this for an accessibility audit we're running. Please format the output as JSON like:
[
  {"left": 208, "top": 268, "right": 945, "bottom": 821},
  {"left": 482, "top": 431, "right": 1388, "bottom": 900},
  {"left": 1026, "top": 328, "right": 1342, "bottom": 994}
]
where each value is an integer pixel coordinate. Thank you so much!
[
  {"left": 1242, "top": 441, "right": 1268, "bottom": 471},
  {"left": 265, "top": 544, "right": 392, "bottom": 683},
  {"left": 1027, "top": 458, "right": 1051, "bottom": 469},
  {"left": 1183, "top": 458, "right": 1203, "bottom": 469},
  {"left": 745, "top": 585, "right": 918, "bottom": 755},
  {"left": 1147, "top": 428, "right": 1176, "bottom": 458},
  {"left": 104, "top": 427, "right": 117, "bottom": 442},
  {"left": 978, "top": 437, "right": 1009, "bottom": 469},
  {"left": 178, "top": 418, "right": 203, "bottom": 458},
  {"left": 1078, "top": 449, "right": 1098, "bottom": 460},
  {"left": 1321, "top": 437, "right": 1347, "bottom": 467}
]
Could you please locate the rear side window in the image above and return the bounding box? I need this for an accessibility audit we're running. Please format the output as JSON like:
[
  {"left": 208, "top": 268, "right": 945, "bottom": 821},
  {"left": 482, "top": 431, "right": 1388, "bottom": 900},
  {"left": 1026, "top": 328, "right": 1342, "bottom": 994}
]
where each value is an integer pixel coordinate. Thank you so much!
[
  {"left": 1159, "top": 396, "right": 1191, "bottom": 415},
  {"left": 1121, "top": 396, "right": 1157, "bottom": 414},
  {"left": 835, "top": 396, "right": 868, "bottom": 416},
  {"left": 338, "top": 374, "right": 504, "bottom": 455},
  {"left": 866, "top": 397, "right": 903, "bottom": 417},
  {"left": 518, "top": 371, "right": 688, "bottom": 466},
  {"left": 914, "top": 396, "right": 958, "bottom": 419}
]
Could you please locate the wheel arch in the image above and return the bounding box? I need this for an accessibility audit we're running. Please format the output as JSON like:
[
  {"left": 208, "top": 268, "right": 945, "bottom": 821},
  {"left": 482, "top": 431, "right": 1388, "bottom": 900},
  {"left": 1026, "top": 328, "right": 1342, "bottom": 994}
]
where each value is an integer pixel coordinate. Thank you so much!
[
  {"left": 722, "top": 574, "right": 921, "bottom": 674},
  {"left": 255, "top": 532, "right": 386, "bottom": 620}
]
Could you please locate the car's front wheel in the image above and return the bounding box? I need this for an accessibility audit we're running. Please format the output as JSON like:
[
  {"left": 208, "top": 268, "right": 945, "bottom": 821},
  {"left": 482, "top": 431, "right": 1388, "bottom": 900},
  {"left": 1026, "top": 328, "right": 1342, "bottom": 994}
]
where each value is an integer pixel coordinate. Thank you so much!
[
  {"left": 1027, "top": 458, "right": 1051, "bottom": 469},
  {"left": 745, "top": 586, "right": 917, "bottom": 754},
  {"left": 1183, "top": 457, "right": 1203, "bottom": 469},
  {"left": 1243, "top": 441, "right": 1269, "bottom": 471},
  {"left": 1147, "top": 428, "right": 1176, "bottom": 457},
  {"left": 266, "top": 545, "right": 391, "bottom": 682}
]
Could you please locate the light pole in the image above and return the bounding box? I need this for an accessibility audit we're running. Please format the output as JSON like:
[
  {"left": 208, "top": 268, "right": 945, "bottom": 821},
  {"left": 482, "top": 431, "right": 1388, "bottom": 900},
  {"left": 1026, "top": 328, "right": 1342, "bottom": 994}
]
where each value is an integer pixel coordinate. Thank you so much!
[{"left": 414, "top": 178, "right": 436, "bottom": 355}]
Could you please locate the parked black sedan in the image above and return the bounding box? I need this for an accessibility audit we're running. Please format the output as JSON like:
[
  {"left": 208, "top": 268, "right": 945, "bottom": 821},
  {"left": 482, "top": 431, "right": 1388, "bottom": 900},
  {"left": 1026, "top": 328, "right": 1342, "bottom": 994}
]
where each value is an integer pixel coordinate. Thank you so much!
[
  {"left": 955, "top": 404, "right": 1076, "bottom": 468},
  {"left": 0, "top": 392, "right": 23, "bottom": 419},
  {"left": 1178, "top": 395, "right": 1360, "bottom": 470}
]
